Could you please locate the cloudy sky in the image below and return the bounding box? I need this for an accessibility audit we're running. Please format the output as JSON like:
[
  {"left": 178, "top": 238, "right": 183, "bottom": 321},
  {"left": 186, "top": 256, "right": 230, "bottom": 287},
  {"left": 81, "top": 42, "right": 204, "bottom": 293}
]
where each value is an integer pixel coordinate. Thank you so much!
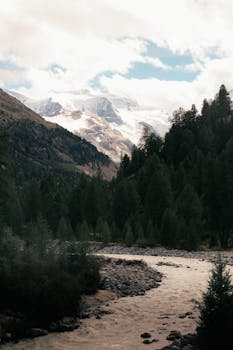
[{"left": 1, "top": 0, "right": 233, "bottom": 113}]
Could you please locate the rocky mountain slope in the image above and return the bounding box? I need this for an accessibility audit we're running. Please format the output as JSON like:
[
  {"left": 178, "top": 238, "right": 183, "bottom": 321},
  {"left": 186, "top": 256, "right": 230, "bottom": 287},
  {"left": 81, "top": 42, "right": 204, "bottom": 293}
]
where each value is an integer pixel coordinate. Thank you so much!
[
  {"left": 8, "top": 90, "right": 170, "bottom": 162},
  {"left": 0, "top": 89, "right": 116, "bottom": 180}
]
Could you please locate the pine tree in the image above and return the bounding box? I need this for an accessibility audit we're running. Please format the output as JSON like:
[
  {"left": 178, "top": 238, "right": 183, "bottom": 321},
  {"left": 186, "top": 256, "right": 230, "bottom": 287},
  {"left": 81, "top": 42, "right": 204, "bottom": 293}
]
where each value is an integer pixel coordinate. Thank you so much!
[
  {"left": 95, "top": 216, "right": 104, "bottom": 240},
  {"left": 135, "top": 219, "right": 146, "bottom": 246},
  {"left": 78, "top": 221, "right": 89, "bottom": 241},
  {"left": 28, "top": 214, "right": 53, "bottom": 254},
  {"left": 56, "top": 216, "right": 74, "bottom": 240},
  {"left": 0, "top": 130, "right": 23, "bottom": 233},
  {"left": 145, "top": 219, "right": 158, "bottom": 246},
  {"left": 119, "top": 154, "right": 130, "bottom": 177},
  {"left": 160, "top": 208, "right": 178, "bottom": 248},
  {"left": 176, "top": 184, "right": 203, "bottom": 250},
  {"left": 113, "top": 179, "right": 140, "bottom": 230},
  {"left": 5, "top": 195, "right": 23, "bottom": 235},
  {"left": 124, "top": 221, "right": 134, "bottom": 246},
  {"left": 102, "top": 221, "right": 111, "bottom": 243},
  {"left": 197, "top": 257, "right": 233, "bottom": 350},
  {"left": 84, "top": 178, "right": 107, "bottom": 228},
  {"left": 174, "top": 163, "right": 187, "bottom": 195},
  {"left": 0, "top": 225, "right": 22, "bottom": 260},
  {"left": 145, "top": 168, "right": 173, "bottom": 227},
  {"left": 110, "top": 221, "right": 121, "bottom": 242},
  {"left": 140, "top": 129, "right": 163, "bottom": 157},
  {"left": 25, "top": 180, "right": 41, "bottom": 222}
]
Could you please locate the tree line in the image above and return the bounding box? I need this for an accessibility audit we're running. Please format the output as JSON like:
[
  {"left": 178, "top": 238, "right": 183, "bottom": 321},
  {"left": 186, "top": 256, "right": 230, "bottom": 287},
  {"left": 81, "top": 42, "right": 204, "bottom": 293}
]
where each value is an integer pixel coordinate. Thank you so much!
[{"left": 1, "top": 85, "right": 233, "bottom": 252}]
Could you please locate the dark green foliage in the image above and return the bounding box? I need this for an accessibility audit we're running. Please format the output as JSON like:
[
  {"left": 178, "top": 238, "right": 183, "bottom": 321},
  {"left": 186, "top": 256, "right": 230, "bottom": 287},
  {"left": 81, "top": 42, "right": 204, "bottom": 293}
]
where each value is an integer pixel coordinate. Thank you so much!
[
  {"left": 146, "top": 219, "right": 158, "bottom": 246},
  {"left": 145, "top": 169, "right": 173, "bottom": 227},
  {"left": 78, "top": 221, "right": 89, "bottom": 241},
  {"left": 24, "top": 180, "right": 41, "bottom": 222},
  {"left": 140, "top": 128, "right": 163, "bottom": 157},
  {"left": 134, "top": 219, "right": 146, "bottom": 246},
  {"left": 84, "top": 179, "right": 101, "bottom": 227},
  {"left": 113, "top": 179, "right": 140, "bottom": 230},
  {"left": 0, "top": 130, "right": 23, "bottom": 233},
  {"left": 197, "top": 258, "right": 233, "bottom": 350},
  {"left": 9, "top": 119, "right": 109, "bottom": 183},
  {"left": 2, "top": 84, "right": 233, "bottom": 263},
  {"left": 102, "top": 221, "right": 111, "bottom": 243},
  {"left": 0, "top": 229, "right": 100, "bottom": 326},
  {"left": 3, "top": 84, "right": 233, "bottom": 336},
  {"left": 95, "top": 217, "right": 111, "bottom": 243},
  {"left": 110, "top": 85, "right": 233, "bottom": 249},
  {"left": 56, "top": 216, "right": 74, "bottom": 240},
  {"left": 160, "top": 208, "right": 179, "bottom": 248},
  {"left": 176, "top": 185, "right": 203, "bottom": 250},
  {"left": 119, "top": 154, "right": 130, "bottom": 177},
  {"left": 124, "top": 221, "right": 134, "bottom": 246}
]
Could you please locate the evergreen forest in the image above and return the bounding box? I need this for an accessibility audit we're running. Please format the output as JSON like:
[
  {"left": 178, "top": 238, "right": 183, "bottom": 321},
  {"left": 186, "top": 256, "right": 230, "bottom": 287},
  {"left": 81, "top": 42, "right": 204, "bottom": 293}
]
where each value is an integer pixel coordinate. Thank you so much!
[{"left": 1, "top": 85, "right": 233, "bottom": 252}]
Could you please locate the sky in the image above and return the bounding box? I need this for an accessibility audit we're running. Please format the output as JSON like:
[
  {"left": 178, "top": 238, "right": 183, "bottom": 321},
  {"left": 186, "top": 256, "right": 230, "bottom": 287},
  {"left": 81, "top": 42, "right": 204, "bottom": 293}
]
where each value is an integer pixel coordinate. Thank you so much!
[{"left": 1, "top": 0, "right": 233, "bottom": 114}]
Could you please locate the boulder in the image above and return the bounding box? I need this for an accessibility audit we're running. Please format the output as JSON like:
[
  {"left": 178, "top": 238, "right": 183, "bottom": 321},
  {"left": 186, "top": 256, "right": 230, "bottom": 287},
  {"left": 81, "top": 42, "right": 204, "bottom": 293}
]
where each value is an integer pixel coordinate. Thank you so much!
[{"left": 140, "top": 332, "right": 152, "bottom": 338}]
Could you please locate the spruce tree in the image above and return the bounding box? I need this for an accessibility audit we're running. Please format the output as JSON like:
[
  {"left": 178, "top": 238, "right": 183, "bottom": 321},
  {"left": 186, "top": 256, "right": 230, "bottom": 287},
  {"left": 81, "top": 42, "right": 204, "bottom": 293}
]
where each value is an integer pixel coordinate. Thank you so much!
[
  {"left": 197, "top": 257, "right": 233, "bottom": 350},
  {"left": 124, "top": 221, "right": 134, "bottom": 246},
  {"left": 78, "top": 221, "right": 89, "bottom": 241},
  {"left": 176, "top": 184, "right": 203, "bottom": 250},
  {"left": 25, "top": 180, "right": 41, "bottom": 222},
  {"left": 145, "top": 219, "right": 158, "bottom": 246},
  {"left": 102, "top": 221, "right": 111, "bottom": 243},
  {"left": 135, "top": 219, "right": 146, "bottom": 246},
  {"left": 95, "top": 216, "right": 105, "bottom": 240},
  {"left": 145, "top": 169, "right": 173, "bottom": 227},
  {"left": 56, "top": 216, "right": 74, "bottom": 241},
  {"left": 160, "top": 208, "right": 178, "bottom": 248}
]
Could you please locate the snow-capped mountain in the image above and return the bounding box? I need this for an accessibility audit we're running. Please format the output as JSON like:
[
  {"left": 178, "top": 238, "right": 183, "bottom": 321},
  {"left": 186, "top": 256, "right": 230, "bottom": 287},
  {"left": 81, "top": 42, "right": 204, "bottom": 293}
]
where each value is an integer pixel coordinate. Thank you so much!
[
  {"left": 8, "top": 89, "right": 170, "bottom": 162},
  {"left": 43, "top": 110, "right": 133, "bottom": 163},
  {"left": 7, "top": 90, "right": 62, "bottom": 117}
]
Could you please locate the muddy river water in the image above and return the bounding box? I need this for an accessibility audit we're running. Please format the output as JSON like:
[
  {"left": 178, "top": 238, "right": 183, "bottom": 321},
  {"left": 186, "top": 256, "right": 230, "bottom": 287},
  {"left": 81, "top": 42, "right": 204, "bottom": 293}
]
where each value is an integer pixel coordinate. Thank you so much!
[{"left": 3, "top": 253, "right": 232, "bottom": 350}]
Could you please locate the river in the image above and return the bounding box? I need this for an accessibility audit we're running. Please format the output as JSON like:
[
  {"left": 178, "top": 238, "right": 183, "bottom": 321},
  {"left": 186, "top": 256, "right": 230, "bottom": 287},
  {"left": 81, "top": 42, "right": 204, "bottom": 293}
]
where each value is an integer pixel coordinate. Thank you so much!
[{"left": 2, "top": 253, "right": 232, "bottom": 350}]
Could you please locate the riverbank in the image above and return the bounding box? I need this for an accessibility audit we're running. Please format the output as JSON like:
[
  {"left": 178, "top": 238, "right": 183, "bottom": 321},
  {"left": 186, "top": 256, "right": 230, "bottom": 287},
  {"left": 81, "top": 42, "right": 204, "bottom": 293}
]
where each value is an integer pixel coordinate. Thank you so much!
[
  {"left": 2, "top": 252, "right": 225, "bottom": 350},
  {"left": 0, "top": 256, "right": 162, "bottom": 345},
  {"left": 91, "top": 242, "right": 233, "bottom": 265}
]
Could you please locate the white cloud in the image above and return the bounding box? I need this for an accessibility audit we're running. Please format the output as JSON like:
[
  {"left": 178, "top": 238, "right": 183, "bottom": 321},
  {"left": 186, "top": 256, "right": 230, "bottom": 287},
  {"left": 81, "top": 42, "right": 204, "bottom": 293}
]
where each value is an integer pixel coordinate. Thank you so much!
[
  {"left": 100, "top": 55, "right": 233, "bottom": 113},
  {"left": 1, "top": 0, "right": 233, "bottom": 113},
  {"left": 141, "top": 57, "right": 171, "bottom": 70}
]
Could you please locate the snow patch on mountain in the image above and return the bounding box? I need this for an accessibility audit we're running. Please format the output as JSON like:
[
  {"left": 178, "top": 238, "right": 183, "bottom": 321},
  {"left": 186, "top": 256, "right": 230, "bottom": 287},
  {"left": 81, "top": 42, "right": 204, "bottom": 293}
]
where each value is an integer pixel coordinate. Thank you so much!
[
  {"left": 43, "top": 110, "right": 133, "bottom": 163},
  {"left": 8, "top": 90, "right": 62, "bottom": 117},
  {"left": 7, "top": 88, "right": 170, "bottom": 162}
]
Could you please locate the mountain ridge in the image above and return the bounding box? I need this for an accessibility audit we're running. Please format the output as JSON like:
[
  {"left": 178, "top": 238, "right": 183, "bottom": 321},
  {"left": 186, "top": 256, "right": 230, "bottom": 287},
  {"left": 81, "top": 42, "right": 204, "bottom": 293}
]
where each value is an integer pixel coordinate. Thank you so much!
[
  {"left": 0, "top": 89, "right": 116, "bottom": 180},
  {"left": 8, "top": 89, "right": 170, "bottom": 162}
]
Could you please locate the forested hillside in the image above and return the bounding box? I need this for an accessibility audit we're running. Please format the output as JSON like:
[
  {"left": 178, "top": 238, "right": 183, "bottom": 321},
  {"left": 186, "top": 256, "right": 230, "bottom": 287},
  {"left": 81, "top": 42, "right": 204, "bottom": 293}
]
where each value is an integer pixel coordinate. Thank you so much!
[
  {"left": 65, "top": 84, "right": 233, "bottom": 250},
  {"left": 1, "top": 85, "right": 233, "bottom": 251},
  {"left": 114, "top": 84, "right": 233, "bottom": 249},
  {"left": 0, "top": 89, "right": 112, "bottom": 182},
  {"left": 1, "top": 83, "right": 233, "bottom": 340}
]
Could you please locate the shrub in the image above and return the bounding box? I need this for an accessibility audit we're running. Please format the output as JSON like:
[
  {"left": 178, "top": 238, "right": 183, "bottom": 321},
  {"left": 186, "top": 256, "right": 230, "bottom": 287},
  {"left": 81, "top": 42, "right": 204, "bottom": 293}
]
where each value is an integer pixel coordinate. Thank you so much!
[{"left": 0, "top": 232, "right": 100, "bottom": 327}]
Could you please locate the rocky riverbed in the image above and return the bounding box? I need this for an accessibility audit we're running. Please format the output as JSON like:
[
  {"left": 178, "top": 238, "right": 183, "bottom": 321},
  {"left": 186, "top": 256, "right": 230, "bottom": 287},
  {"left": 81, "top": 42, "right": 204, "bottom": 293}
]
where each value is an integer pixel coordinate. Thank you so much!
[
  {"left": 91, "top": 243, "right": 233, "bottom": 265},
  {"left": 2, "top": 249, "right": 233, "bottom": 350},
  {"left": 99, "top": 257, "right": 162, "bottom": 296},
  {"left": 0, "top": 255, "right": 162, "bottom": 345}
]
